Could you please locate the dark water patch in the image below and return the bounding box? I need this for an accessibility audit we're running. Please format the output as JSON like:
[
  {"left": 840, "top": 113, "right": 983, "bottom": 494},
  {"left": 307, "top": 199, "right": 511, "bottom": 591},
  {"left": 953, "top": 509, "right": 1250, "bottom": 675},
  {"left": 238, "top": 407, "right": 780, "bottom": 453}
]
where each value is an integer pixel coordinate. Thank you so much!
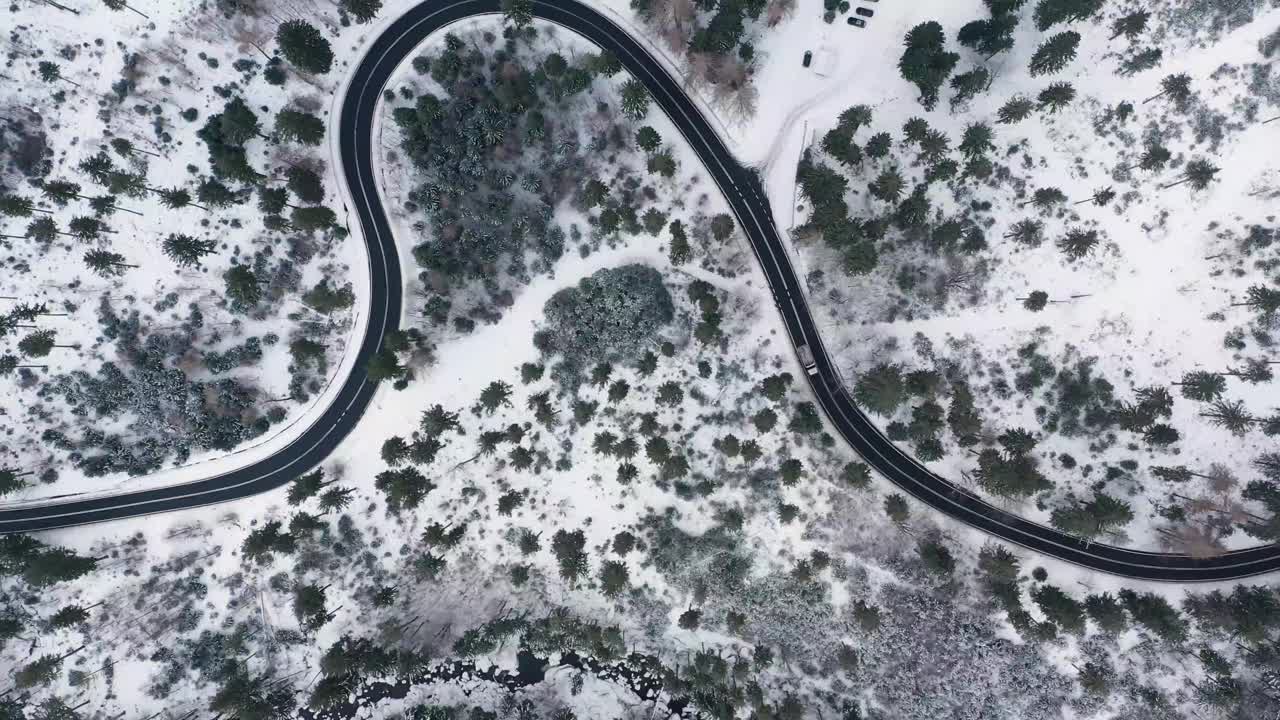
[{"left": 299, "top": 649, "right": 694, "bottom": 719}]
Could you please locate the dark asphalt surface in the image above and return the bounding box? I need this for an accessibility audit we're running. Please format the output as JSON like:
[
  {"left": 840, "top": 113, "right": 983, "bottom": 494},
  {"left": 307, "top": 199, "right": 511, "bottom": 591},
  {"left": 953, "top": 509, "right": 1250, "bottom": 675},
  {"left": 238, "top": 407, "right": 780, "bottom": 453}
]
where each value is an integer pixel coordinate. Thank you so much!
[{"left": 1, "top": 0, "right": 1275, "bottom": 581}]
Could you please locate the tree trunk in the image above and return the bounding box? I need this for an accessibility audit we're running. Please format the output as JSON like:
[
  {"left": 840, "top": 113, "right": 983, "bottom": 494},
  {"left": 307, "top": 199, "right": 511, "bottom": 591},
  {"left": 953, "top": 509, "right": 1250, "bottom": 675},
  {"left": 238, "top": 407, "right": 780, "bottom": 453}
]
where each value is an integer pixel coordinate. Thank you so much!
[
  {"left": 1142, "top": 91, "right": 1165, "bottom": 104},
  {"left": 0, "top": 234, "right": 24, "bottom": 240},
  {"left": 111, "top": 205, "right": 144, "bottom": 216},
  {"left": 125, "top": 2, "right": 150, "bottom": 18},
  {"left": 1073, "top": 197, "right": 1093, "bottom": 205},
  {"left": 1160, "top": 177, "right": 1191, "bottom": 190},
  {"left": 60, "top": 77, "right": 82, "bottom": 89},
  {"left": 1263, "top": 116, "right": 1280, "bottom": 125}
]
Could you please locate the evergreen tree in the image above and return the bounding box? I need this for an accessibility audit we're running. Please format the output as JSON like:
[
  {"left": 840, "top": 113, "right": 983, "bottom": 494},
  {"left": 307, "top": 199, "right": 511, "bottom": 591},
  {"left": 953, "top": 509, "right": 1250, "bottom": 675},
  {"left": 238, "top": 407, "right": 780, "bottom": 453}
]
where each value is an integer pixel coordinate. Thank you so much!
[
  {"left": 41, "top": 180, "right": 83, "bottom": 205},
  {"left": 1050, "top": 493, "right": 1134, "bottom": 539},
  {"left": 103, "top": 0, "right": 149, "bottom": 17},
  {"left": 1005, "top": 218, "right": 1044, "bottom": 246},
  {"left": 884, "top": 493, "right": 910, "bottom": 523},
  {"left": 22, "top": 548, "right": 98, "bottom": 587},
  {"left": 83, "top": 249, "right": 134, "bottom": 277},
  {"left": 1118, "top": 589, "right": 1186, "bottom": 643},
  {"left": 1120, "top": 47, "right": 1163, "bottom": 76},
  {"left": 997, "top": 95, "right": 1035, "bottom": 124},
  {"left": 275, "top": 109, "right": 326, "bottom": 146},
  {"left": 957, "top": 13, "right": 1017, "bottom": 58},
  {"left": 0, "top": 194, "right": 37, "bottom": 218},
  {"left": 1144, "top": 73, "right": 1192, "bottom": 107},
  {"left": 1175, "top": 370, "right": 1226, "bottom": 401},
  {"left": 1037, "top": 82, "right": 1076, "bottom": 113},
  {"left": 1161, "top": 158, "right": 1220, "bottom": 191},
  {"left": 551, "top": 528, "right": 589, "bottom": 583},
  {"left": 1023, "top": 290, "right": 1049, "bottom": 311},
  {"left": 635, "top": 126, "right": 661, "bottom": 152},
  {"left": 1110, "top": 10, "right": 1150, "bottom": 40},
  {"left": 48, "top": 604, "right": 91, "bottom": 629},
  {"left": 599, "top": 560, "right": 629, "bottom": 597},
  {"left": 374, "top": 466, "right": 435, "bottom": 512},
  {"left": 958, "top": 122, "right": 995, "bottom": 158},
  {"left": 223, "top": 265, "right": 261, "bottom": 311},
  {"left": 865, "top": 131, "right": 892, "bottom": 158},
  {"left": 162, "top": 233, "right": 217, "bottom": 267},
  {"left": 157, "top": 186, "right": 206, "bottom": 211},
  {"left": 855, "top": 363, "right": 905, "bottom": 415},
  {"left": 1032, "top": 584, "right": 1085, "bottom": 633},
  {"left": 1024, "top": 186, "right": 1067, "bottom": 210},
  {"left": 1200, "top": 399, "right": 1254, "bottom": 435},
  {"left": 501, "top": 0, "right": 533, "bottom": 28},
  {"left": 1033, "top": 0, "right": 1103, "bottom": 31},
  {"left": 17, "top": 330, "right": 60, "bottom": 358},
  {"left": 1028, "top": 31, "right": 1080, "bottom": 76},
  {"left": 277, "top": 20, "right": 334, "bottom": 74},
  {"left": 898, "top": 21, "right": 960, "bottom": 110},
  {"left": 293, "top": 583, "right": 330, "bottom": 632},
  {"left": 1057, "top": 228, "right": 1100, "bottom": 259},
  {"left": 287, "top": 469, "right": 329, "bottom": 505},
  {"left": 340, "top": 0, "right": 382, "bottom": 22},
  {"left": 37, "top": 61, "right": 80, "bottom": 88},
  {"left": 620, "top": 78, "right": 650, "bottom": 120},
  {"left": 869, "top": 167, "right": 906, "bottom": 203},
  {"left": 1084, "top": 592, "right": 1127, "bottom": 633},
  {"left": 1233, "top": 285, "right": 1280, "bottom": 315}
]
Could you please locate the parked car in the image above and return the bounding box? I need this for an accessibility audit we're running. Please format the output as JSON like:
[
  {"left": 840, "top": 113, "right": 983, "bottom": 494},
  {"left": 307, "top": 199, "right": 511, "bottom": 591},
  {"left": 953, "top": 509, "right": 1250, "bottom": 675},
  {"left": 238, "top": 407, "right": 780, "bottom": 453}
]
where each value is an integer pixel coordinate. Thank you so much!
[
  {"left": 855, "top": 7, "right": 874, "bottom": 16},
  {"left": 847, "top": 16, "right": 865, "bottom": 26},
  {"left": 802, "top": 50, "right": 813, "bottom": 67}
]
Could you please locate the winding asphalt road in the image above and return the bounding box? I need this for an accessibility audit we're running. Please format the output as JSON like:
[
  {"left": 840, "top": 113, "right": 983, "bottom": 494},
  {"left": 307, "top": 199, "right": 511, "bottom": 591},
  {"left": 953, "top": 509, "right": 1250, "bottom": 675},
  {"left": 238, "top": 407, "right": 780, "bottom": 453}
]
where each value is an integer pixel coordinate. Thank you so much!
[{"left": 1, "top": 0, "right": 1276, "bottom": 582}]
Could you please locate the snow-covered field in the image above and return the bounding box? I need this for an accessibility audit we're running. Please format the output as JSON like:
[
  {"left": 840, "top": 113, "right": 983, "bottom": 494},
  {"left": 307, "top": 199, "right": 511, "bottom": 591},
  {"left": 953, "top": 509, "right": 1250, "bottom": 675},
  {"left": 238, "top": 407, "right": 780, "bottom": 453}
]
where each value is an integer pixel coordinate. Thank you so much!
[
  {"left": 775, "top": 0, "right": 1280, "bottom": 551},
  {"left": 5, "top": 0, "right": 1280, "bottom": 719}
]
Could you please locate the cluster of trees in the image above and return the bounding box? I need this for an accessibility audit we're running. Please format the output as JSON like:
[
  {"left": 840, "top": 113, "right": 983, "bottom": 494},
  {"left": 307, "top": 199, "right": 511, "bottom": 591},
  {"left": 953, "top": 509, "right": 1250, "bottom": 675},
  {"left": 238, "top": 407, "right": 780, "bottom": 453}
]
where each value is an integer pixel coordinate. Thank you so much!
[
  {"left": 535, "top": 264, "right": 674, "bottom": 386},
  {"left": 629, "top": 0, "right": 776, "bottom": 117},
  {"left": 0, "top": 534, "right": 99, "bottom": 590}
]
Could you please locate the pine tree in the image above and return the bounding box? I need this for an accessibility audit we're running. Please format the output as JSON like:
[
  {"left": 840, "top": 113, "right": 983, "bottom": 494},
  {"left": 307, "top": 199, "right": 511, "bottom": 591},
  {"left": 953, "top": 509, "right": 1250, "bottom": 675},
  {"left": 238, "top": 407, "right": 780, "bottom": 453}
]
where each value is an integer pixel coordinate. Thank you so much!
[
  {"left": 103, "top": 0, "right": 149, "bottom": 18},
  {"left": 223, "top": 265, "right": 261, "bottom": 310},
  {"left": 599, "top": 559, "right": 629, "bottom": 597},
  {"left": 898, "top": 21, "right": 960, "bottom": 110},
  {"left": 83, "top": 249, "right": 135, "bottom": 277},
  {"left": 950, "top": 67, "right": 992, "bottom": 108},
  {"left": 1034, "top": 0, "right": 1104, "bottom": 32},
  {"left": 959, "top": 122, "right": 995, "bottom": 158},
  {"left": 1023, "top": 290, "right": 1049, "bottom": 311},
  {"left": 287, "top": 469, "right": 329, "bottom": 505},
  {"left": 293, "top": 583, "right": 330, "bottom": 631},
  {"left": 1120, "top": 47, "right": 1163, "bottom": 76},
  {"left": 620, "top": 78, "right": 650, "bottom": 120},
  {"left": 1200, "top": 399, "right": 1255, "bottom": 436},
  {"left": 1125, "top": 140, "right": 1171, "bottom": 172},
  {"left": 48, "top": 604, "right": 92, "bottom": 628},
  {"left": 156, "top": 186, "right": 207, "bottom": 211},
  {"left": 37, "top": 61, "right": 80, "bottom": 88},
  {"left": 162, "top": 233, "right": 217, "bottom": 267},
  {"left": 1023, "top": 186, "right": 1067, "bottom": 210},
  {"left": 501, "top": 0, "right": 533, "bottom": 28},
  {"left": 275, "top": 109, "right": 326, "bottom": 146},
  {"left": 635, "top": 126, "right": 661, "bottom": 152},
  {"left": 0, "top": 194, "right": 38, "bottom": 218},
  {"left": 869, "top": 167, "right": 906, "bottom": 202},
  {"left": 374, "top": 466, "right": 434, "bottom": 511},
  {"left": 0, "top": 467, "right": 31, "bottom": 496},
  {"left": 340, "top": 0, "right": 382, "bottom": 22},
  {"left": 291, "top": 205, "right": 337, "bottom": 232},
  {"left": 1050, "top": 493, "right": 1134, "bottom": 539},
  {"left": 997, "top": 96, "right": 1035, "bottom": 124},
  {"left": 109, "top": 137, "right": 159, "bottom": 158},
  {"left": 1174, "top": 370, "right": 1226, "bottom": 401},
  {"left": 1075, "top": 186, "right": 1116, "bottom": 206},
  {"left": 220, "top": 97, "right": 264, "bottom": 144},
  {"left": 957, "top": 13, "right": 1017, "bottom": 58},
  {"left": 1110, "top": 10, "right": 1150, "bottom": 40},
  {"left": 1161, "top": 158, "right": 1220, "bottom": 191},
  {"left": 855, "top": 363, "right": 905, "bottom": 415},
  {"left": 551, "top": 528, "right": 589, "bottom": 583},
  {"left": 318, "top": 484, "right": 355, "bottom": 512},
  {"left": 22, "top": 548, "right": 98, "bottom": 587},
  {"left": 41, "top": 180, "right": 84, "bottom": 205},
  {"left": 366, "top": 348, "right": 405, "bottom": 383},
  {"left": 23, "top": 216, "right": 59, "bottom": 244},
  {"left": 1028, "top": 31, "right": 1080, "bottom": 76},
  {"left": 277, "top": 20, "right": 334, "bottom": 74},
  {"left": 1057, "top": 228, "right": 1100, "bottom": 259},
  {"left": 1037, "top": 82, "right": 1076, "bottom": 113},
  {"left": 17, "top": 330, "right": 62, "bottom": 358},
  {"left": 1144, "top": 73, "right": 1192, "bottom": 107},
  {"left": 1004, "top": 218, "right": 1045, "bottom": 246},
  {"left": 1231, "top": 285, "right": 1280, "bottom": 315}
]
